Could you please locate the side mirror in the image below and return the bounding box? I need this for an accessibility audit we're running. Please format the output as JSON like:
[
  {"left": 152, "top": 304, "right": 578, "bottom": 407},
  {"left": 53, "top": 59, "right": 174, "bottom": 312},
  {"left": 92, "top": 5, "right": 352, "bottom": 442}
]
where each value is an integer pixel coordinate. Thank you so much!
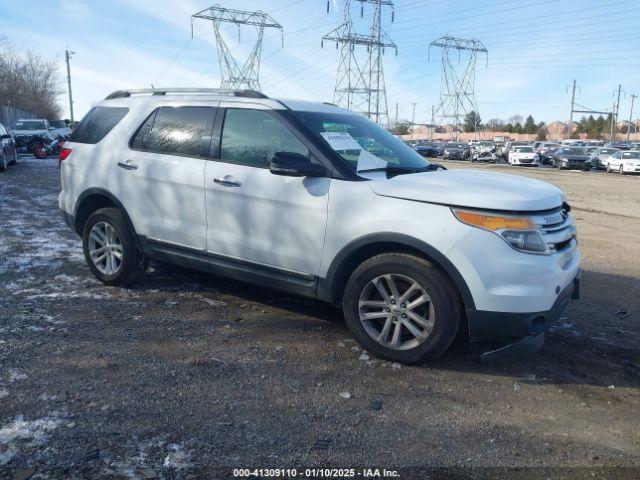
[
  {"left": 269, "top": 151, "right": 327, "bottom": 177},
  {"left": 0, "top": 134, "right": 11, "bottom": 140}
]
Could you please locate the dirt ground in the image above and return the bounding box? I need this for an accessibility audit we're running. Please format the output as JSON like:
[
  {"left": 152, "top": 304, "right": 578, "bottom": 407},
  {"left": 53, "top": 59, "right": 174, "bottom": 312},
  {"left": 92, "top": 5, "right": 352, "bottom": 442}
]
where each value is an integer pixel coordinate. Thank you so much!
[{"left": 0, "top": 156, "right": 639, "bottom": 479}]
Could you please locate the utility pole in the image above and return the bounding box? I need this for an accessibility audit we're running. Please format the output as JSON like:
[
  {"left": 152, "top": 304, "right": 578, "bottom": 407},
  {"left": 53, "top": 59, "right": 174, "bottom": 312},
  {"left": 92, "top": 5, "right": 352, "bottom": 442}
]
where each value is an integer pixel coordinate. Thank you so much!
[
  {"left": 65, "top": 48, "right": 75, "bottom": 125},
  {"left": 567, "top": 79, "right": 576, "bottom": 139},
  {"left": 613, "top": 84, "right": 623, "bottom": 141},
  {"left": 191, "top": 6, "right": 283, "bottom": 91},
  {"left": 627, "top": 94, "right": 637, "bottom": 143},
  {"left": 394, "top": 102, "right": 398, "bottom": 129},
  {"left": 410, "top": 102, "right": 417, "bottom": 140},
  {"left": 322, "top": 0, "right": 397, "bottom": 127},
  {"left": 610, "top": 100, "right": 616, "bottom": 142},
  {"left": 429, "top": 36, "right": 487, "bottom": 140}
]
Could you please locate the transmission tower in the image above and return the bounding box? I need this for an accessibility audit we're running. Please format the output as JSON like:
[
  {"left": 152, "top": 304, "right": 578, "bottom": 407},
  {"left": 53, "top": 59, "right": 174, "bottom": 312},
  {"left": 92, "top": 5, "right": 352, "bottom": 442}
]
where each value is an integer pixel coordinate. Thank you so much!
[
  {"left": 191, "top": 6, "right": 283, "bottom": 91},
  {"left": 429, "top": 36, "right": 487, "bottom": 136},
  {"left": 322, "top": 0, "right": 397, "bottom": 127}
]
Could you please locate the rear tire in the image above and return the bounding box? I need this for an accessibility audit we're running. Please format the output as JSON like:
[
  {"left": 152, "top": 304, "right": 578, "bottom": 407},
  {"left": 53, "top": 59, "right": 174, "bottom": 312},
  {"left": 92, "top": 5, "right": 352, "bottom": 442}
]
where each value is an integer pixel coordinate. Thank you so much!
[
  {"left": 342, "top": 253, "right": 461, "bottom": 365},
  {"left": 82, "top": 207, "right": 147, "bottom": 286}
]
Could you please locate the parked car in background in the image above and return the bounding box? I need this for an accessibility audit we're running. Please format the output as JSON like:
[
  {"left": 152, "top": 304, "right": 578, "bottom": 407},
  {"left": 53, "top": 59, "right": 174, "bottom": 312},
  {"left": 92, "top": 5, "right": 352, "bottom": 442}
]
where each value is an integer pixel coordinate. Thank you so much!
[
  {"left": 58, "top": 87, "right": 582, "bottom": 363},
  {"left": 549, "top": 147, "right": 591, "bottom": 170},
  {"left": 48, "top": 119, "right": 72, "bottom": 139},
  {"left": 12, "top": 118, "right": 57, "bottom": 153},
  {"left": 432, "top": 141, "right": 446, "bottom": 156},
  {"left": 442, "top": 142, "right": 470, "bottom": 160},
  {"left": 474, "top": 141, "right": 496, "bottom": 154},
  {"left": 589, "top": 147, "right": 619, "bottom": 170},
  {"left": 508, "top": 145, "right": 539, "bottom": 166},
  {"left": 537, "top": 143, "right": 560, "bottom": 165},
  {"left": 414, "top": 142, "right": 438, "bottom": 157},
  {"left": 606, "top": 141, "right": 631, "bottom": 151},
  {"left": 605, "top": 150, "right": 640, "bottom": 174},
  {"left": 0, "top": 122, "right": 18, "bottom": 171},
  {"left": 503, "top": 141, "right": 529, "bottom": 160}
]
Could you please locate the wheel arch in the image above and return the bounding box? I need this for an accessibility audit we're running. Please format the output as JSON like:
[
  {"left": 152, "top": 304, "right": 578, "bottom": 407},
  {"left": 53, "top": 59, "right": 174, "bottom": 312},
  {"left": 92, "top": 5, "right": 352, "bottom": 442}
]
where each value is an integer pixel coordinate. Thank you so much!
[
  {"left": 318, "top": 233, "right": 475, "bottom": 311},
  {"left": 74, "top": 188, "right": 138, "bottom": 243}
]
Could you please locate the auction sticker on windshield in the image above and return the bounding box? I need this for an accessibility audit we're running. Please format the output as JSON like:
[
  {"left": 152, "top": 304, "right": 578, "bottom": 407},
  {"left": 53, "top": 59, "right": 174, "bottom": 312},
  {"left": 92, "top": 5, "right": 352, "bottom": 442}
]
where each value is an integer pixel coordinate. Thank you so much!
[{"left": 319, "top": 132, "right": 362, "bottom": 151}]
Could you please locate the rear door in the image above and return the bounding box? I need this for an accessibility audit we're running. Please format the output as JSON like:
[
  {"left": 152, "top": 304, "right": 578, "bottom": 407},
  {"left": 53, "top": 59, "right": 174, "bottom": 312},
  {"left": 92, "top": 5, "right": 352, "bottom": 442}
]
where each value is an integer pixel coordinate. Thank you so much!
[
  {"left": 109, "top": 104, "right": 218, "bottom": 250},
  {"left": 204, "top": 105, "right": 330, "bottom": 276}
]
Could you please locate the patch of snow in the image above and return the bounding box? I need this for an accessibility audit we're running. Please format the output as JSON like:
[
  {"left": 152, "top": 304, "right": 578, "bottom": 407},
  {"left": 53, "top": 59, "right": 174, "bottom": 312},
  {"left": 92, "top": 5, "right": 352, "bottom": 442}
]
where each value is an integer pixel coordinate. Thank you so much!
[
  {"left": 8, "top": 369, "right": 27, "bottom": 383},
  {"left": 0, "top": 388, "right": 8, "bottom": 399},
  {"left": 0, "top": 445, "right": 17, "bottom": 466},
  {"left": 163, "top": 443, "right": 192, "bottom": 469},
  {"left": 0, "top": 415, "right": 62, "bottom": 447},
  {"left": 195, "top": 295, "right": 226, "bottom": 307}
]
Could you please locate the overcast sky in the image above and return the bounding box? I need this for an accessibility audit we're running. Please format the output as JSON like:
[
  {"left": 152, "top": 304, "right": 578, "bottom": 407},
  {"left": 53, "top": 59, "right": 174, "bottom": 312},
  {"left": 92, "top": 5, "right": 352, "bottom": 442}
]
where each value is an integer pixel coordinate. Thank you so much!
[{"left": 2, "top": 0, "right": 639, "bottom": 124}]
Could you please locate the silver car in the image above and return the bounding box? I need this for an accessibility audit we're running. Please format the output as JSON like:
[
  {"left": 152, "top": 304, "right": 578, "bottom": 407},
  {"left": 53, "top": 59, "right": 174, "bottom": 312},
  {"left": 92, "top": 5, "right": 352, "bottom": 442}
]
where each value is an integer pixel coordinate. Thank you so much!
[{"left": 589, "top": 147, "right": 620, "bottom": 170}]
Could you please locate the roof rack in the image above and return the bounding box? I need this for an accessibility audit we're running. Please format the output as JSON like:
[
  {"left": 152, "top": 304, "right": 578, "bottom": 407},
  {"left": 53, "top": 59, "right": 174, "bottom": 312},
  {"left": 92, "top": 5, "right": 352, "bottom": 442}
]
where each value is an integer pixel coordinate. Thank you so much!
[{"left": 104, "top": 88, "right": 268, "bottom": 100}]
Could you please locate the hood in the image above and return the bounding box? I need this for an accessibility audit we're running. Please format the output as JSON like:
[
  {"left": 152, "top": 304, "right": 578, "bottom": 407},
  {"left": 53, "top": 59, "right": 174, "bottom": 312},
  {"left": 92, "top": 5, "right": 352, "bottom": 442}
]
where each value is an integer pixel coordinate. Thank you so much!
[
  {"left": 12, "top": 129, "right": 50, "bottom": 136},
  {"left": 365, "top": 169, "right": 563, "bottom": 211},
  {"left": 560, "top": 154, "right": 589, "bottom": 161}
]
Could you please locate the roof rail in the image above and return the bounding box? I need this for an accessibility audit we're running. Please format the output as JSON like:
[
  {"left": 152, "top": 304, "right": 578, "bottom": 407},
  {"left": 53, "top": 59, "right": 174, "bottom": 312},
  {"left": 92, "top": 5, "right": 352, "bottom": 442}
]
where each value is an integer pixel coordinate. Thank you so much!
[{"left": 104, "top": 88, "right": 268, "bottom": 100}]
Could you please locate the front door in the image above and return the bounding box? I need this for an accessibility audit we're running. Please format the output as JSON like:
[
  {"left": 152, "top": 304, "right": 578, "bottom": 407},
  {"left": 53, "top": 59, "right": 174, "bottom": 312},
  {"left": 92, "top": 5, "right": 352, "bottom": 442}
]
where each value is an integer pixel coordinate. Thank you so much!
[{"left": 204, "top": 106, "right": 330, "bottom": 276}]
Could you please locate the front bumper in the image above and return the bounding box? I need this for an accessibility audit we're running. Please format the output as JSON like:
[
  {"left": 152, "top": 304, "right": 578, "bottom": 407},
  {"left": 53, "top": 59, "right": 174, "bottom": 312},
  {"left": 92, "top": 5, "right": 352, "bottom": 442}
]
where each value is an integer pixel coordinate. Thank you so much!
[{"left": 468, "top": 269, "right": 582, "bottom": 360}]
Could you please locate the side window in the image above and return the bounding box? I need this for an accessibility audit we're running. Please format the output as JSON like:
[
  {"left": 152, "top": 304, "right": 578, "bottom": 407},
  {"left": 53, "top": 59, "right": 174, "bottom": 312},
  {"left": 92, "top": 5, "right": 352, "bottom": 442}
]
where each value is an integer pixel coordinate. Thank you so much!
[
  {"left": 130, "top": 109, "right": 157, "bottom": 151},
  {"left": 146, "top": 106, "right": 216, "bottom": 158},
  {"left": 70, "top": 107, "right": 129, "bottom": 144},
  {"left": 0, "top": 124, "right": 6, "bottom": 135},
  {"left": 220, "top": 109, "right": 308, "bottom": 168}
]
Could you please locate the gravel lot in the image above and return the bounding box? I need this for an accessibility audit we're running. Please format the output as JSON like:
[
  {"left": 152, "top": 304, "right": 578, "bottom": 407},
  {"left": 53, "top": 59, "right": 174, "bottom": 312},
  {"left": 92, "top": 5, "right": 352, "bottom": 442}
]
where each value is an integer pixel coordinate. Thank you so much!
[{"left": 1, "top": 156, "right": 639, "bottom": 479}]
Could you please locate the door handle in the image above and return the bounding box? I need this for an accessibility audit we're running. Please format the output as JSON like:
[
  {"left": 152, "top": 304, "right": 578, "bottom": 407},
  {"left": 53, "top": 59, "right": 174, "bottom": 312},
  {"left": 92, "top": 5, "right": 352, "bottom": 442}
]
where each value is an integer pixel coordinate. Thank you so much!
[
  {"left": 117, "top": 161, "right": 138, "bottom": 171},
  {"left": 213, "top": 177, "right": 242, "bottom": 187}
]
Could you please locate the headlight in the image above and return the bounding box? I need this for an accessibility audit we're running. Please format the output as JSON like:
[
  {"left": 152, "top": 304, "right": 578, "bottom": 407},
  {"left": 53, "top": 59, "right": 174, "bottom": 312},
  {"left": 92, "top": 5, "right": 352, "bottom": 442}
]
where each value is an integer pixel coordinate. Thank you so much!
[{"left": 452, "top": 209, "right": 549, "bottom": 254}]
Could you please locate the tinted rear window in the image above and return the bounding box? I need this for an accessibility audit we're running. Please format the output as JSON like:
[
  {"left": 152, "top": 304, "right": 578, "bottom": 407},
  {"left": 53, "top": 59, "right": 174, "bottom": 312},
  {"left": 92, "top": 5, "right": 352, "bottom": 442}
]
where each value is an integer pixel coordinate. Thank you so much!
[
  {"left": 70, "top": 107, "right": 129, "bottom": 144},
  {"left": 141, "top": 106, "right": 216, "bottom": 158}
]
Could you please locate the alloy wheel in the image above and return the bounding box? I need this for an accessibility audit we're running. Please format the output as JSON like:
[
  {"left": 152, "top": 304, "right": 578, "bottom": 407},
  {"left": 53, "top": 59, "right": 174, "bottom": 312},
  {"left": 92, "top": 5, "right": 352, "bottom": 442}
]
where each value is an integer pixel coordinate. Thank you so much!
[
  {"left": 358, "top": 273, "right": 435, "bottom": 351},
  {"left": 88, "top": 221, "right": 123, "bottom": 275}
]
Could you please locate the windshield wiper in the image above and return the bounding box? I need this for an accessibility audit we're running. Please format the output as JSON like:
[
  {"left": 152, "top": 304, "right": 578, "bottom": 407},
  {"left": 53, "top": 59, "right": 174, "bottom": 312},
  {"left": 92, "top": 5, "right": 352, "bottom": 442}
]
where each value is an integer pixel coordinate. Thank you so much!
[{"left": 357, "top": 164, "right": 444, "bottom": 174}]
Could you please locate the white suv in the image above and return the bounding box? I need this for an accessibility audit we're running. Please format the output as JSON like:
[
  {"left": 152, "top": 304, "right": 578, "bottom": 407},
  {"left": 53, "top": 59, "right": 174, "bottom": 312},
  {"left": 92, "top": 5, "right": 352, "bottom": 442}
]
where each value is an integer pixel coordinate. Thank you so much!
[{"left": 59, "top": 88, "right": 582, "bottom": 364}]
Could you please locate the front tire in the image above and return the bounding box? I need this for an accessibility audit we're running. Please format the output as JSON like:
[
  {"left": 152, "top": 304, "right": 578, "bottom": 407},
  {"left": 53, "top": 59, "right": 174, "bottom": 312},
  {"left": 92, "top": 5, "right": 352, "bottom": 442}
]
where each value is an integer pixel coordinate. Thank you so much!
[
  {"left": 342, "top": 253, "right": 461, "bottom": 364},
  {"left": 0, "top": 153, "right": 6, "bottom": 172},
  {"left": 82, "top": 207, "right": 147, "bottom": 286}
]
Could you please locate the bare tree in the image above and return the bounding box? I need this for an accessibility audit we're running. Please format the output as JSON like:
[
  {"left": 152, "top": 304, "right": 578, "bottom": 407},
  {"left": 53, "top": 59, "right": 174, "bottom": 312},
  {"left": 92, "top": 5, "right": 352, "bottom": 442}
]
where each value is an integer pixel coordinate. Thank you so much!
[
  {"left": 508, "top": 115, "right": 523, "bottom": 126},
  {"left": 0, "top": 39, "right": 63, "bottom": 119}
]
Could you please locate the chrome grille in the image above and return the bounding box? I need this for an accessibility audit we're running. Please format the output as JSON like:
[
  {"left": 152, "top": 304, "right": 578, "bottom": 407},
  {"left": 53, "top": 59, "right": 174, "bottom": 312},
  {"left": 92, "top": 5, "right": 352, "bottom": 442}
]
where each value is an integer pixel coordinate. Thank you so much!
[{"left": 531, "top": 205, "right": 576, "bottom": 253}]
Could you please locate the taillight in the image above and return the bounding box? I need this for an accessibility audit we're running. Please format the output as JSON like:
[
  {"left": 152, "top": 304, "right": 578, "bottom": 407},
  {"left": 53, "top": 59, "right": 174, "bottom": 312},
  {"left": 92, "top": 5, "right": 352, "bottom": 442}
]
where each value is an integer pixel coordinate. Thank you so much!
[{"left": 59, "top": 147, "right": 72, "bottom": 165}]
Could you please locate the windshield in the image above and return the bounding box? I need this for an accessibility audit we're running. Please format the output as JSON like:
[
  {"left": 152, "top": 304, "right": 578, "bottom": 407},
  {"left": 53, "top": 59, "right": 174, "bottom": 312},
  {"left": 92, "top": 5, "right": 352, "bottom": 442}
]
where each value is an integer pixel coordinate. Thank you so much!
[
  {"left": 479, "top": 141, "right": 493, "bottom": 146},
  {"left": 622, "top": 151, "right": 640, "bottom": 159},
  {"left": 49, "top": 120, "right": 67, "bottom": 128},
  {"left": 600, "top": 149, "right": 617, "bottom": 154},
  {"left": 13, "top": 120, "right": 46, "bottom": 130},
  {"left": 446, "top": 143, "right": 466, "bottom": 149},
  {"left": 514, "top": 147, "right": 534, "bottom": 153},
  {"left": 561, "top": 148, "right": 586, "bottom": 155},
  {"left": 291, "top": 111, "right": 429, "bottom": 172}
]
